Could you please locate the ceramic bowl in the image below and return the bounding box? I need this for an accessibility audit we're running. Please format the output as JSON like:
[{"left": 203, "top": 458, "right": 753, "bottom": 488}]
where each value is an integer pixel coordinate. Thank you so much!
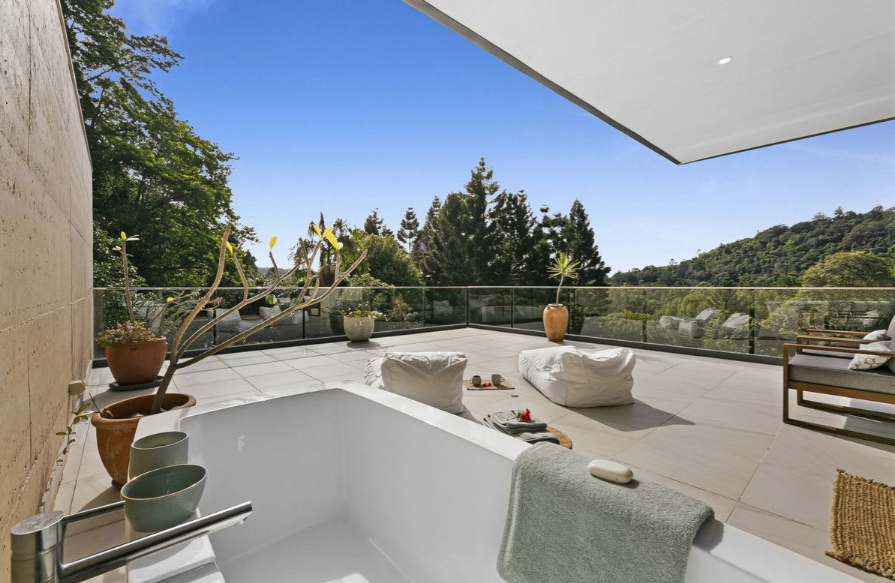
[
  {"left": 129, "top": 431, "right": 188, "bottom": 480},
  {"left": 121, "top": 464, "right": 206, "bottom": 532}
]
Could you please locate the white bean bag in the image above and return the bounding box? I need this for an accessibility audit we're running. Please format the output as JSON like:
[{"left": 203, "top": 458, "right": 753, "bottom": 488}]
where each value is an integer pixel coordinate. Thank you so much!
[
  {"left": 364, "top": 352, "right": 468, "bottom": 414},
  {"left": 518, "top": 346, "right": 636, "bottom": 407}
]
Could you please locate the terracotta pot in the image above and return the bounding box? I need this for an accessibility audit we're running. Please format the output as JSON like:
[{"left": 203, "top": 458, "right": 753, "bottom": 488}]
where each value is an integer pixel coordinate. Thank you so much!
[
  {"left": 104, "top": 339, "right": 167, "bottom": 386},
  {"left": 91, "top": 393, "right": 196, "bottom": 486},
  {"left": 543, "top": 304, "right": 569, "bottom": 342}
]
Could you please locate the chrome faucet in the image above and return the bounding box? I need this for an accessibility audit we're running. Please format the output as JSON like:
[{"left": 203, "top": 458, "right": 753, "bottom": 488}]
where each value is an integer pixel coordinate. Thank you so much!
[{"left": 10, "top": 500, "right": 251, "bottom": 583}]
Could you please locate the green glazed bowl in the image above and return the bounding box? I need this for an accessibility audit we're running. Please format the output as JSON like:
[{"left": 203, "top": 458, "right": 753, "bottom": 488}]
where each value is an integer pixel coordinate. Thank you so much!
[
  {"left": 129, "top": 431, "right": 188, "bottom": 480},
  {"left": 121, "top": 464, "right": 206, "bottom": 532}
]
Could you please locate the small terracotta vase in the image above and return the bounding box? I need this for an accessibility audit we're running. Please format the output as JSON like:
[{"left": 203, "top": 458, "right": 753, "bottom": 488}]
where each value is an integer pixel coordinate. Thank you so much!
[
  {"left": 104, "top": 339, "right": 167, "bottom": 386},
  {"left": 92, "top": 393, "right": 196, "bottom": 486},
  {"left": 543, "top": 304, "right": 569, "bottom": 342}
]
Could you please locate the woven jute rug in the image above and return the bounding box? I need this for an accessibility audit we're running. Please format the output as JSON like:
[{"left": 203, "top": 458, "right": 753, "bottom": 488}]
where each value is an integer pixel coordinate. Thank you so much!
[{"left": 827, "top": 469, "right": 895, "bottom": 580}]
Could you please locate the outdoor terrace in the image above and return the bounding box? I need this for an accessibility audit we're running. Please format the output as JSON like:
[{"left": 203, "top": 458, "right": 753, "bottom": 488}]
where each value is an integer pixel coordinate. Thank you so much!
[{"left": 58, "top": 326, "right": 894, "bottom": 582}]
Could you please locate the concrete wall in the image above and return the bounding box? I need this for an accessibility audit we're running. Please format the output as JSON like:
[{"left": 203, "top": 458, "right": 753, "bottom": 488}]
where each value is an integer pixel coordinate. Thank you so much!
[{"left": 0, "top": 0, "right": 93, "bottom": 578}]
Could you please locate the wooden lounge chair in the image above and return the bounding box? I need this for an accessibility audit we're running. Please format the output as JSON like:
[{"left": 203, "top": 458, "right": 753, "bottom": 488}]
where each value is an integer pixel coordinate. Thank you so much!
[{"left": 782, "top": 320, "right": 895, "bottom": 446}]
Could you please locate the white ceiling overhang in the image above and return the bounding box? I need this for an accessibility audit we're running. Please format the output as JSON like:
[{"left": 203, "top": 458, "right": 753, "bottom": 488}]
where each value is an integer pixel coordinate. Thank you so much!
[{"left": 403, "top": 0, "right": 895, "bottom": 164}]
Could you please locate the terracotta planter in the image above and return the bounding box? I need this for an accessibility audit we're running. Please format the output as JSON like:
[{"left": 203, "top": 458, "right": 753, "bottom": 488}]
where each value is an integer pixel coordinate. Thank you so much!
[
  {"left": 344, "top": 316, "right": 375, "bottom": 342},
  {"left": 543, "top": 304, "right": 569, "bottom": 342},
  {"left": 91, "top": 393, "right": 196, "bottom": 486},
  {"left": 104, "top": 339, "right": 167, "bottom": 386}
]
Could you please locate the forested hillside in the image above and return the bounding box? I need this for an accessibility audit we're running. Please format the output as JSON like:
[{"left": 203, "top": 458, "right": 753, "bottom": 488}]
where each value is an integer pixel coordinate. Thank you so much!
[{"left": 612, "top": 206, "right": 895, "bottom": 287}]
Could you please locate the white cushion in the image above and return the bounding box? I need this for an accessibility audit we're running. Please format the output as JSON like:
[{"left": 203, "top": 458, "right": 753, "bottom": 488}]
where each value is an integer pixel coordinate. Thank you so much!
[
  {"left": 848, "top": 341, "right": 892, "bottom": 371},
  {"left": 518, "top": 346, "right": 635, "bottom": 407},
  {"left": 364, "top": 352, "right": 467, "bottom": 414},
  {"left": 863, "top": 329, "right": 889, "bottom": 341}
]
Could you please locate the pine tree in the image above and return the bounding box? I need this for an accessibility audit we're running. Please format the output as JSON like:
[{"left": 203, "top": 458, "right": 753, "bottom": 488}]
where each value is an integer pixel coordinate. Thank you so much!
[
  {"left": 417, "top": 196, "right": 441, "bottom": 279},
  {"left": 428, "top": 193, "right": 472, "bottom": 285},
  {"left": 488, "top": 190, "right": 546, "bottom": 285},
  {"left": 562, "top": 200, "right": 610, "bottom": 286},
  {"left": 397, "top": 207, "right": 420, "bottom": 252},
  {"left": 364, "top": 209, "right": 385, "bottom": 236},
  {"left": 464, "top": 158, "right": 500, "bottom": 284}
]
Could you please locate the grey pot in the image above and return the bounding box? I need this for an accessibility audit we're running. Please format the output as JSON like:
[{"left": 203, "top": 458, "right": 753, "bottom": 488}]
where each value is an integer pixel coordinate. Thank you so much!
[
  {"left": 344, "top": 316, "right": 375, "bottom": 342},
  {"left": 129, "top": 431, "right": 188, "bottom": 480},
  {"left": 121, "top": 464, "right": 206, "bottom": 532}
]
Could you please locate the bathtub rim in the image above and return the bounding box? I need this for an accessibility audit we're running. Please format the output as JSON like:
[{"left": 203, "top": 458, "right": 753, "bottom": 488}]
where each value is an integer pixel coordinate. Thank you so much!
[{"left": 129, "top": 380, "right": 860, "bottom": 583}]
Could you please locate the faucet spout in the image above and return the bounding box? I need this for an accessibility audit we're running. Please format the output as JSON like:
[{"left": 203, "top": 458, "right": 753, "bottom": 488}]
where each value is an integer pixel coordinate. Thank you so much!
[{"left": 10, "top": 501, "right": 251, "bottom": 583}]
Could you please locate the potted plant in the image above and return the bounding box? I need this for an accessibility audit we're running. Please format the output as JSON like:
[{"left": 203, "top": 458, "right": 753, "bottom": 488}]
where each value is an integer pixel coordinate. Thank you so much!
[
  {"left": 544, "top": 253, "right": 579, "bottom": 342},
  {"left": 96, "top": 233, "right": 174, "bottom": 387},
  {"left": 338, "top": 302, "right": 384, "bottom": 342},
  {"left": 92, "top": 223, "right": 366, "bottom": 485}
]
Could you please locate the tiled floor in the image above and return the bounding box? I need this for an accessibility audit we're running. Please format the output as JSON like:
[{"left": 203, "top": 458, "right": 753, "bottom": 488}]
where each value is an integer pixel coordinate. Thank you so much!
[{"left": 59, "top": 327, "right": 894, "bottom": 582}]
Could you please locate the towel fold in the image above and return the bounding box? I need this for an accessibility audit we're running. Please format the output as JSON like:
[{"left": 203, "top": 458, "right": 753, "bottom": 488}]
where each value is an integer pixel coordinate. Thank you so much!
[
  {"left": 482, "top": 416, "right": 559, "bottom": 444},
  {"left": 498, "top": 443, "right": 713, "bottom": 583},
  {"left": 483, "top": 411, "right": 548, "bottom": 434}
]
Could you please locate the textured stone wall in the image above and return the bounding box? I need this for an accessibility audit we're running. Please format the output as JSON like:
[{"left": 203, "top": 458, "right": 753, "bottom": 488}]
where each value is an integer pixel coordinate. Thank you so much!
[{"left": 0, "top": 0, "right": 92, "bottom": 578}]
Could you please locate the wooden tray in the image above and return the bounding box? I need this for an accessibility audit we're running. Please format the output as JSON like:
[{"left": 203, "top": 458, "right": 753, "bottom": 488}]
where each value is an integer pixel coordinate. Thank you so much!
[
  {"left": 548, "top": 427, "right": 573, "bottom": 449},
  {"left": 464, "top": 379, "right": 515, "bottom": 390}
]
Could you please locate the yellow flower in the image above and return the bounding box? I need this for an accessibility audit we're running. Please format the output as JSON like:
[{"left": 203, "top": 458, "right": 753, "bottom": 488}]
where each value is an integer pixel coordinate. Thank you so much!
[
  {"left": 324, "top": 231, "right": 339, "bottom": 250},
  {"left": 112, "top": 246, "right": 121, "bottom": 251},
  {"left": 166, "top": 297, "right": 174, "bottom": 303},
  {"left": 312, "top": 223, "right": 321, "bottom": 236},
  {"left": 120, "top": 231, "right": 127, "bottom": 240},
  {"left": 226, "top": 242, "right": 233, "bottom": 254},
  {"left": 269, "top": 236, "right": 277, "bottom": 249}
]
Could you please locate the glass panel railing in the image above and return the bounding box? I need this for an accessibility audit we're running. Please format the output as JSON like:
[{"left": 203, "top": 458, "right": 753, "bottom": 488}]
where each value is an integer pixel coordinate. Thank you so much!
[{"left": 95, "top": 286, "right": 895, "bottom": 361}]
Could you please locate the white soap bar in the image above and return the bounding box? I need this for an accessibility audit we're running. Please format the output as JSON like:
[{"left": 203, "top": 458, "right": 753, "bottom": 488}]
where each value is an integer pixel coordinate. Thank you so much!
[{"left": 588, "top": 459, "right": 634, "bottom": 484}]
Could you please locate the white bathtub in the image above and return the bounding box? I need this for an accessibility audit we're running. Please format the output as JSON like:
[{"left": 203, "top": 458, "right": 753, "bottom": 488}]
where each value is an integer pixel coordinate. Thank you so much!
[{"left": 131, "top": 382, "right": 858, "bottom": 583}]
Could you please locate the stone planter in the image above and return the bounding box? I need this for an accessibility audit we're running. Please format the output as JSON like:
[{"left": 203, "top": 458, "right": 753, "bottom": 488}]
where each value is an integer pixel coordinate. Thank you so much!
[
  {"left": 91, "top": 393, "right": 196, "bottom": 486},
  {"left": 344, "top": 316, "right": 375, "bottom": 342},
  {"left": 543, "top": 304, "right": 569, "bottom": 342},
  {"left": 104, "top": 338, "right": 167, "bottom": 386}
]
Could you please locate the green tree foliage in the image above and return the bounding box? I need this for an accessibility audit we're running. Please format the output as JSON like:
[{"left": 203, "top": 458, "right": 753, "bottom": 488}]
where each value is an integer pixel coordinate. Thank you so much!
[
  {"left": 612, "top": 206, "right": 895, "bottom": 286},
  {"left": 364, "top": 209, "right": 386, "bottom": 236},
  {"left": 558, "top": 200, "right": 610, "bottom": 286},
  {"left": 62, "top": 0, "right": 256, "bottom": 287},
  {"left": 419, "top": 159, "right": 609, "bottom": 286},
  {"left": 801, "top": 251, "right": 895, "bottom": 287},
  {"left": 397, "top": 207, "right": 420, "bottom": 252},
  {"left": 355, "top": 234, "right": 424, "bottom": 286}
]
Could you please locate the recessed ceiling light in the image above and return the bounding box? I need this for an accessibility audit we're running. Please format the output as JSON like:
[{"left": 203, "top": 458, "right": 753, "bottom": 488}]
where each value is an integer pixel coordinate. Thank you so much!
[{"left": 717, "top": 57, "right": 733, "bottom": 65}]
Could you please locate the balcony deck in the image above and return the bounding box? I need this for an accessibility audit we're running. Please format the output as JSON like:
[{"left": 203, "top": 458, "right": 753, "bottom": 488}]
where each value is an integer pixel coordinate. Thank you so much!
[{"left": 62, "top": 327, "right": 893, "bottom": 582}]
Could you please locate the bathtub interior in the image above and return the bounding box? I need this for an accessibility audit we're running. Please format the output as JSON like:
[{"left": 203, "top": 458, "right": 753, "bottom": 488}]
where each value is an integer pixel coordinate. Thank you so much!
[{"left": 180, "top": 389, "right": 515, "bottom": 583}]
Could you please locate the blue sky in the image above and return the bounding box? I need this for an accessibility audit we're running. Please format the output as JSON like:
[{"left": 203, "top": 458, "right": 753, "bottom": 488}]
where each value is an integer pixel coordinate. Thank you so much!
[{"left": 112, "top": 0, "right": 895, "bottom": 273}]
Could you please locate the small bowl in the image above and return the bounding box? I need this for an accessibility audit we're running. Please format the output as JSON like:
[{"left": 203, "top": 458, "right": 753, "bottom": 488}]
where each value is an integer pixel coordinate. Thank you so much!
[
  {"left": 129, "top": 431, "right": 188, "bottom": 480},
  {"left": 121, "top": 464, "right": 206, "bottom": 532}
]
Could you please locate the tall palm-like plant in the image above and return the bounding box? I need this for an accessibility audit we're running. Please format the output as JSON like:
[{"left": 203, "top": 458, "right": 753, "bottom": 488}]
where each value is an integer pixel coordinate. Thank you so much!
[{"left": 548, "top": 253, "right": 580, "bottom": 304}]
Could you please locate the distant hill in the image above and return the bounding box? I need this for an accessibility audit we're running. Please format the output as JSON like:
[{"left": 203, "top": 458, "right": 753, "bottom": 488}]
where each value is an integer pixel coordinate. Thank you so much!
[{"left": 611, "top": 206, "right": 895, "bottom": 287}]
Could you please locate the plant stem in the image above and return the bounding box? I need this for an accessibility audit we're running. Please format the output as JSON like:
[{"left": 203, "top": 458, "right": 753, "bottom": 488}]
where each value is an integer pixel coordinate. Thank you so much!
[
  {"left": 121, "top": 241, "right": 135, "bottom": 323},
  {"left": 556, "top": 275, "right": 564, "bottom": 305}
]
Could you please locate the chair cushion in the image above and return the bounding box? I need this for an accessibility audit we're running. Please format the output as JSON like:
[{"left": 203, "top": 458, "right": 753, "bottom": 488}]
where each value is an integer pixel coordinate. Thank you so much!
[
  {"left": 518, "top": 346, "right": 635, "bottom": 407},
  {"left": 789, "top": 353, "right": 895, "bottom": 395},
  {"left": 863, "top": 329, "right": 889, "bottom": 341},
  {"left": 215, "top": 309, "right": 249, "bottom": 333},
  {"left": 259, "top": 305, "right": 303, "bottom": 327},
  {"left": 364, "top": 352, "right": 467, "bottom": 414},
  {"left": 848, "top": 341, "right": 892, "bottom": 371}
]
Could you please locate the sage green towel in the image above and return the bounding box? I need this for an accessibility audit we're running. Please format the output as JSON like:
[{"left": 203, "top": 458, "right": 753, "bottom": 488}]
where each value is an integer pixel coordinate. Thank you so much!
[
  {"left": 483, "top": 411, "right": 548, "bottom": 434},
  {"left": 498, "top": 443, "right": 713, "bottom": 583}
]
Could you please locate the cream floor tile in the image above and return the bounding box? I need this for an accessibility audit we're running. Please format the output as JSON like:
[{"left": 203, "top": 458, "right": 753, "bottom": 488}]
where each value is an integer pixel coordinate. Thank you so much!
[
  {"left": 215, "top": 352, "right": 276, "bottom": 366},
  {"left": 678, "top": 397, "right": 781, "bottom": 436},
  {"left": 282, "top": 355, "right": 340, "bottom": 370},
  {"left": 187, "top": 379, "right": 259, "bottom": 401},
  {"left": 53, "top": 480, "right": 75, "bottom": 514},
  {"left": 172, "top": 367, "right": 241, "bottom": 388},
  {"left": 739, "top": 461, "right": 835, "bottom": 531},
  {"left": 63, "top": 519, "right": 126, "bottom": 563},
  {"left": 548, "top": 420, "right": 641, "bottom": 458},
  {"left": 230, "top": 360, "right": 293, "bottom": 378},
  {"left": 617, "top": 431, "right": 760, "bottom": 499},
  {"left": 727, "top": 504, "right": 888, "bottom": 583},
  {"left": 262, "top": 346, "right": 316, "bottom": 359},
  {"left": 622, "top": 464, "right": 738, "bottom": 522},
  {"left": 307, "top": 342, "right": 355, "bottom": 355},
  {"left": 247, "top": 369, "right": 317, "bottom": 390},
  {"left": 302, "top": 362, "right": 363, "bottom": 380},
  {"left": 566, "top": 402, "right": 678, "bottom": 432},
  {"left": 329, "top": 350, "right": 378, "bottom": 364}
]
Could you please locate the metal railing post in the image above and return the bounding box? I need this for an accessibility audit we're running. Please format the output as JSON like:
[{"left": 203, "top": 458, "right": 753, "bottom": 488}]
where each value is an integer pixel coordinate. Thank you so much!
[
  {"left": 748, "top": 290, "right": 756, "bottom": 355},
  {"left": 511, "top": 287, "right": 516, "bottom": 329}
]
